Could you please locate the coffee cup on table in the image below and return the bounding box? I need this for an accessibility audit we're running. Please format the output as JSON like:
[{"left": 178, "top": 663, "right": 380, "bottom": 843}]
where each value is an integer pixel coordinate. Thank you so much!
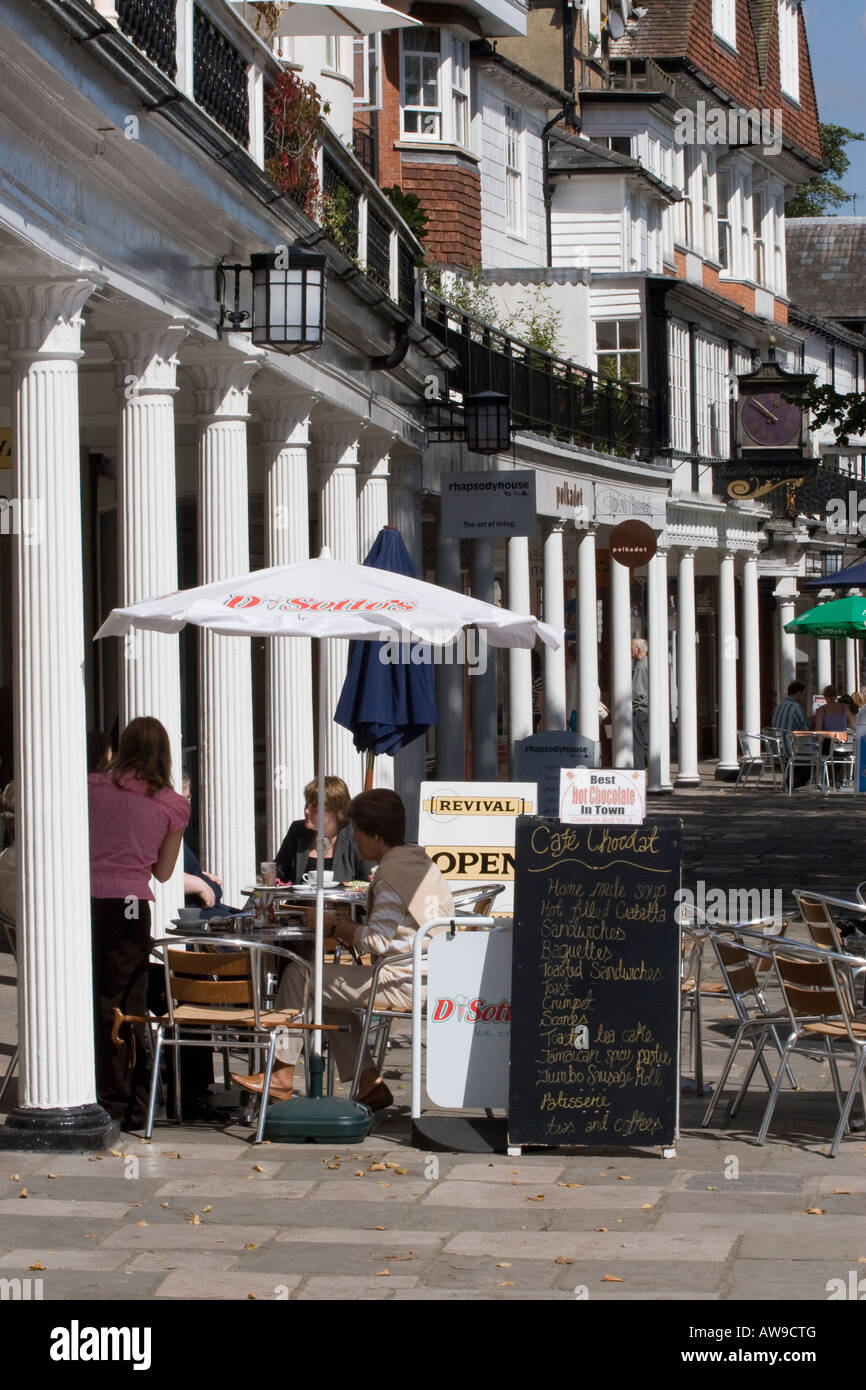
[
  {"left": 260, "top": 861, "right": 277, "bottom": 887},
  {"left": 303, "top": 870, "right": 335, "bottom": 886},
  {"left": 177, "top": 907, "right": 202, "bottom": 922}
]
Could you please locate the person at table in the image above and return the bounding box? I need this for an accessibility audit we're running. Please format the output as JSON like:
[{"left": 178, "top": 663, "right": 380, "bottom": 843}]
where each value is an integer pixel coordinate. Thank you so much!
[
  {"left": 88, "top": 716, "right": 189, "bottom": 1130},
  {"left": 232, "top": 789, "right": 454, "bottom": 1111},
  {"left": 274, "top": 776, "right": 374, "bottom": 885},
  {"left": 180, "top": 772, "right": 241, "bottom": 918},
  {"left": 771, "top": 680, "right": 812, "bottom": 789},
  {"left": 815, "top": 686, "right": 855, "bottom": 734}
]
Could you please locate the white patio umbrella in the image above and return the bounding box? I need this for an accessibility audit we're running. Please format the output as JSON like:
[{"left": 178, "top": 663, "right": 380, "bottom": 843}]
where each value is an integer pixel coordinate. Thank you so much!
[
  {"left": 229, "top": 0, "right": 419, "bottom": 36},
  {"left": 96, "top": 551, "right": 560, "bottom": 1133}
]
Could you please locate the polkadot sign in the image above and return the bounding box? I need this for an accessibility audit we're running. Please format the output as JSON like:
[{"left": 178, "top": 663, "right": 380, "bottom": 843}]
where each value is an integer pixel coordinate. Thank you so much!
[{"left": 609, "top": 519, "right": 657, "bottom": 569}]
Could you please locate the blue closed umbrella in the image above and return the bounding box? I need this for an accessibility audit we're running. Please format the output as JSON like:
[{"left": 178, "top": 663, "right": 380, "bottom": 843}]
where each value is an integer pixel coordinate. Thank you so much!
[
  {"left": 804, "top": 557, "right": 866, "bottom": 588},
  {"left": 334, "top": 527, "right": 438, "bottom": 781}
]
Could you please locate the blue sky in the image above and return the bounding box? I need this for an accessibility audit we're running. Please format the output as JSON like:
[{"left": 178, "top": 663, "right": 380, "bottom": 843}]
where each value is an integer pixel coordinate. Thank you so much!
[{"left": 801, "top": 0, "right": 866, "bottom": 210}]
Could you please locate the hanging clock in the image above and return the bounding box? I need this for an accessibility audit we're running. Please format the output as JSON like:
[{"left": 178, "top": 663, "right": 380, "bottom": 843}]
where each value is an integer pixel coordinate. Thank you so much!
[{"left": 735, "top": 354, "right": 812, "bottom": 456}]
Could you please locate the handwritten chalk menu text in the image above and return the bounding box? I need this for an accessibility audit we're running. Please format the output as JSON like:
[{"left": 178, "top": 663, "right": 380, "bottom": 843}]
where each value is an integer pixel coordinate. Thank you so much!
[{"left": 508, "top": 816, "right": 682, "bottom": 1149}]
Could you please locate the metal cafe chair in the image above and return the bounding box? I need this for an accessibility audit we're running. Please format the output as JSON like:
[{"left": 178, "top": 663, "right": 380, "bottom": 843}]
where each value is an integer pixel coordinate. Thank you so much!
[
  {"left": 701, "top": 926, "right": 798, "bottom": 1130},
  {"left": 735, "top": 731, "right": 773, "bottom": 788},
  {"left": 145, "top": 938, "right": 312, "bottom": 1144},
  {"left": 0, "top": 911, "right": 17, "bottom": 1105},
  {"left": 760, "top": 729, "right": 788, "bottom": 790},
  {"left": 757, "top": 950, "right": 866, "bottom": 1156},
  {"left": 793, "top": 891, "right": 866, "bottom": 1011},
  {"left": 781, "top": 730, "right": 823, "bottom": 795}
]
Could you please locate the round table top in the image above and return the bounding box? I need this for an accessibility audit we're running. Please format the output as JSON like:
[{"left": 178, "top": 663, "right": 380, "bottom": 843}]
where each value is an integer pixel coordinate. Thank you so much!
[{"left": 790, "top": 728, "right": 851, "bottom": 741}]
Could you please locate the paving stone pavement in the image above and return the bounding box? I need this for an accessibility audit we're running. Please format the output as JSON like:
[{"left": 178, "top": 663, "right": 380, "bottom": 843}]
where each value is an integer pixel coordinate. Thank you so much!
[{"left": 1, "top": 787, "right": 864, "bottom": 1303}]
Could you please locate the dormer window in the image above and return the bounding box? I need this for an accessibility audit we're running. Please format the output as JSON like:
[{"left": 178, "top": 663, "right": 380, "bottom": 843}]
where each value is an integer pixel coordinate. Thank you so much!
[{"left": 712, "top": 0, "right": 736, "bottom": 50}]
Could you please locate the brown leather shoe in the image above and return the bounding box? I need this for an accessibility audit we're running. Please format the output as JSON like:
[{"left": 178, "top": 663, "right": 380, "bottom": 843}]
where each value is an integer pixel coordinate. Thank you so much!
[
  {"left": 357, "top": 1081, "right": 393, "bottom": 1112},
  {"left": 230, "top": 1069, "right": 294, "bottom": 1101}
]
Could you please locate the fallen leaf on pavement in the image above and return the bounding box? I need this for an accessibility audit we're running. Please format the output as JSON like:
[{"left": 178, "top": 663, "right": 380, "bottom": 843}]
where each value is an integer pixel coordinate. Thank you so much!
[
  {"left": 601, "top": 1274, "right": 625, "bottom": 1282},
  {"left": 136, "top": 1221, "right": 148, "bottom": 1228},
  {"left": 806, "top": 1207, "right": 825, "bottom": 1215},
  {"left": 251, "top": 1164, "right": 266, "bottom": 1173},
  {"left": 248, "top": 1293, "right": 256, "bottom": 1300},
  {"left": 498, "top": 1281, "right": 514, "bottom": 1287},
  {"left": 833, "top": 1189, "right": 852, "bottom": 1195},
  {"left": 595, "top": 1227, "right": 608, "bottom": 1232},
  {"left": 29, "top": 1262, "right": 45, "bottom": 1271},
  {"left": 378, "top": 1182, "right": 391, "bottom": 1188},
  {"left": 617, "top": 1175, "right": 631, "bottom": 1181},
  {"left": 10, "top": 1174, "right": 20, "bottom": 1181},
  {"left": 110, "top": 1149, "right": 123, "bottom": 1158},
  {"left": 370, "top": 1162, "right": 387, "bottom": 1171},
  {"left": 244, "top": 1243, "right": 257, "bottom": 1250},
  {"left": 496, "top": 1262, "right": 512, "bottom": 1268},
  {"left": 376, "top": 1269, "right": 389, "bottom": 1277},
  {"left": 202, "top": 1206, "right": 212, "bottom": 1213},
  {"left": 374, "top": 1226, "right": 386, "bottom": 1231},
  {"left": 47, "top": 1174, "right": 58, "bottom": 1180},
  {"left": 189, "top": 1215, "right": 200, "bottom": 1226},
  {"left": 160, "top": 1203, "right": 169, "bottom": 1209},
  {"left": 706, "top": 1186, "right": 717, "bottom": 1191},
  {"left": 641, "top": 1204, "right": 652, "bottom": 1210},
  {"left": 525, "top": 1194, "right": 545, "bottom": 1202},
  {"left": 18, "top": 1189, "right": 27, "bottom": 1199},
  {"left": 554, "top": 1256, "right": 574, "bottom": 1265}
]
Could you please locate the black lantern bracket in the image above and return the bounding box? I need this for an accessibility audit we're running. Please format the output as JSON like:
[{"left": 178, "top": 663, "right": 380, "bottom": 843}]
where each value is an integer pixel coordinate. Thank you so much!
[{"left": 425, "top": 391, "right": 513, "bottom": 453}]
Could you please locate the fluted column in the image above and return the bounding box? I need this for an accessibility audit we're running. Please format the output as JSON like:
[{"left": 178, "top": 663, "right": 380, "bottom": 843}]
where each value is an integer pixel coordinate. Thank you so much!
[
  {"left": 435, "top": 535, "right": 465, "bottom": 780},
  {"left": 0, "top": 277, "right": 115, "bottom": 1149},
  {"left": 576, "top": 527, "right": 599, "bottom": 745},
  {"left": 846, "top": 637, "right": 858, "bottom": 695},
  {"left": 470, "top": 537, "right": 498, "bottom": 777},
  {"left": 316, "top": 423, "right": 362, "bottom": 795},
  {"left": 507, "top": 536, "right": 533, "bottom": 755},
  {"left": 187, "top": 351, "right": 260, "bottom": 908},
  {"left": 358, "top": 439, "right": 391, "bottom": 558},
  {"left": 648, "top": 546, "right": 671, "bottom": 791},
  {"left": 610, "top": 554, "right": 633, "bottom": 768},
  {"left": 717, "top": 551, "right": 738, "bottom": 774},
  {"left": 776, "top": 583, "right": 797, "bottom": 697},
  {"left": 816, "top": 639, "right": 832, "bottom": 695},
  {"left": 676, "top": 549, "right": 700, "bottom": 786},
  {"left": 742, "top": 552, "right": 761, "bottom": 752},
  {"left": 260, "top": 395, "right": 315, "bottom": 851},
  {"left": 106, "top": 324, "right": 187, "bottom": 931},
  {"left": 390, "top": 453, "right": 425, "bottom": 832},
  {"left": 543, "top": 522, "right": 567, "bottom": 731}
]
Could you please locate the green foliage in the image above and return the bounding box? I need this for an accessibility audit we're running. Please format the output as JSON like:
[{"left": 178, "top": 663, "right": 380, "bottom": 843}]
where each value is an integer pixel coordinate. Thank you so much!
[
  {"left": 381, "top": 186, "right": 429, "bottom": 245},
  {"left": 317, "top": 182, "right": 356, "bottom": 257},
  {"left": 786, "top": 123, "right": 866, "bottom": 218},
  {"left": 501, "top": 288, "right": 563, "bottom": 357},
  {"left": 264, "top": 70, "right": 326, "bottom": 214},
  {"left": 789, "top": 382, "right": 866, "bottom": 447}
]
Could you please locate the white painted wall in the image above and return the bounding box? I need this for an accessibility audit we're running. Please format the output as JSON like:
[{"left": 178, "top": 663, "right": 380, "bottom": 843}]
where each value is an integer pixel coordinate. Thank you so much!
[
  {"left": 478, "top": 71, "right": 549, "bottom": 269},
  {"left": 551, "top": 177, "right": 625, "bottom": 271}
]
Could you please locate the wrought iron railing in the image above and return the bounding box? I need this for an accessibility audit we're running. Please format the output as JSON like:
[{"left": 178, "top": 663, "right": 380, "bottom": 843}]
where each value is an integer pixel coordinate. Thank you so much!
[
  {"left": 423, "top": 295, "right": 657, "bottom": 461},
  {"left": 352, "top": 127, "right": 377, "bottom": 181},
  {"left": 366, "top": 208, "right": 391, "bottom": 292},
  {"left": 608, "top": 57, "right": 677, "bottom": 99},
  {"left": 117, "top": 0, "right": 177, "bottom": 77},
  {"left": 322, "top": 153, "right": 359, "bottom": 258},
  {"left": 193, "top": 5, "right": 249, "bottom": 145}
]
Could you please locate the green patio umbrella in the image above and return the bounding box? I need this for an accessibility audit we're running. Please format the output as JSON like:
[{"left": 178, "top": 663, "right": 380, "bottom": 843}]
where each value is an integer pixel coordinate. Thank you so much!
[{"left": 784, "top": 596, "right": 866, "bottom": 640}]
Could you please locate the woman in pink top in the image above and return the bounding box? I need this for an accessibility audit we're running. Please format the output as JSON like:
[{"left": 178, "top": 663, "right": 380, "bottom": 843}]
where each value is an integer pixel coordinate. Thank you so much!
[{"left": 89, "top": 717, "right": 189, "bottom": 1130}]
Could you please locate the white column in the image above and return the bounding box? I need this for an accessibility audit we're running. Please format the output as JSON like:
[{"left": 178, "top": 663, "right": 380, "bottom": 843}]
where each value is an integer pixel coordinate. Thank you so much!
[
  {"left": 390, "top": 453, "right": 425, "bottom": 833},
  {"left": 610, "top": 555, "right": 633, "bottom": 768},
  {"left": 647, "top": 547, "right": 671, "bottom": 791},
  {"left": 187, "top": 352, "right": 260, "bottom": 908},
  {"left": 576, "top": 527, "right": 600, "bottom": 745},
  {"left": 508, "top": 535, "right": 533, "bottom": 750},
  {"left": 0, "top": 278, "right": 115, "bottom": 1146},
  {"left": 358, "top": 439, "right": 391, "bottom": 558},
  {"left": 816, "top": 639, "right": 832, "bottom": 694},
  {"left": 106, "top": 324, "right": 187, "bottom": 932},
  {"left": 316, "top": 423, "right": 362, "bottom": 795},
  {"left": 741, "top": 551, "right": 761, "bottom": 750},
  {"left": 543, "top": 521, "right": 567, "bottom": 730},
  {"left": 846, "top": 637, "right": 858, "bottom": 694},
  {"left": 776, "top": 583, "right": 797, "bottom": 696},
  {"left": 260, "top": 396, "right": 315, "bottom": 852},
  {"left": 676, "top": 549, "right": 700, "bottom": 786},
  {"left": 717, "top": 551, "right": 738, "bottom": 774},
  {"left": 435, "top": 534, "right": 465, "bottom": 780},
  {"left": 470, "top": 537, "right": 499, "bottom": 777}
]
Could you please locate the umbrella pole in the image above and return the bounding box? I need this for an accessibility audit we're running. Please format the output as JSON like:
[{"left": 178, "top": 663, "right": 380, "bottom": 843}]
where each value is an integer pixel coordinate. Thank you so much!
[
  {"left": 311, "top": 637, "right": 327, "bottom": 1098},
  {"left": 364, "top": 749, "right": 375, "bottom": 791}
]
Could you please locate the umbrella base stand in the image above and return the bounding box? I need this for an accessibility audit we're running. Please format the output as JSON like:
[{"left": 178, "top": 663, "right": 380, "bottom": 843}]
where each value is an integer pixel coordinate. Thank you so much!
[
  {"left": 263, "top": 1096, "right": 374, "bottom": 1144},
  {"left": 411, "top": 1114, "right": 508, "bottom": 1154}
]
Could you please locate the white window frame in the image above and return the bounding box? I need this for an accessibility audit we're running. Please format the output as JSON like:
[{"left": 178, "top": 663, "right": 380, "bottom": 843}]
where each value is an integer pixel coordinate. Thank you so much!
[
  {"left": 772, "top": 194, "right": 785, "bottom": 294},
  {"left": 353, "top": 34, "right": 382, "bottom": 111},
  {"left": 667, "top": 318, "right": 692, "bottom": 453},
  {"left": 401, "top": 28, "right": 443, "bottom": 142},
  {"left": 400, "top": 28, "right": 471, "bottom": 148},
  {"left": 712, "top": 0, "right": 736, "bottom": 49},
  {"left": 778, "top": 0, "right": 800, "bottom": 103},
  {"left": 701, "top": 151, "right": 716, "bottom": 261},
  {"left": 595, "top": 319, "right": 641, "bottom": 384},
  {"left": 695, "top": 334, "right": 730, "bottom": 457},
  {"left": 753, "top": 184, "right": 767, "bottom": 287},
  {"left": 451, "top": 36, "right": 469, "bottom": 150},
  {"left": 324, "top": 36, "right": 350, "bottom": 77},
  {"left": 504, "top": 102, "right": 525, "bottom": 237},
  {"left": 717, "top": 168, "right": 732, "bottom": 272}
]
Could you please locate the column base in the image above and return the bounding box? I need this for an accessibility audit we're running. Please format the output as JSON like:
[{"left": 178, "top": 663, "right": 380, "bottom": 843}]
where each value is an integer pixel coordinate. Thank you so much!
[
  {"left": 0, "top": 1104, "right": 120, "bottom": 1153},
  {"left": 675, "top": 775, "right": 702, "bottom": 787},
  {"left": 647, "top": 784, "right": 675, "bottom": 795},
  {"left": 714, "top": 766, "right": 739, "bottom": 783}
]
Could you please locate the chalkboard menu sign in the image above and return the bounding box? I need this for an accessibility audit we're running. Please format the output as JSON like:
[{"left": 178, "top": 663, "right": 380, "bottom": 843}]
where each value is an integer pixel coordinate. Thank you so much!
[
  {"left": 512, "top": 732, "right": 599, "bottom": 815},
  {"left": 508, "top": 815, "right": 682, "bottom": 1149}
]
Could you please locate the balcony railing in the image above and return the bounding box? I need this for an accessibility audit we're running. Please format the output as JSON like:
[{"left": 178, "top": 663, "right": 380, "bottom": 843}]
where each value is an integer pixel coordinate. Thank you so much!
[
  {"left": 608, "top": 58, "right": 677, "bottom": 100},
  {"left": 117, "top": 0, "right": 177, "bottom": 78},
  {"left": 366, "top": 208, "right": 391, "bottom": 293},
  {"left": 352, "top": 126, "right": 378, "bottom": 182},
  {"left": 423, "top": 296, "right": 657, "bottom": 461},
  {"left": 193, "top": 5, "right": 249, "bottom": 145}
]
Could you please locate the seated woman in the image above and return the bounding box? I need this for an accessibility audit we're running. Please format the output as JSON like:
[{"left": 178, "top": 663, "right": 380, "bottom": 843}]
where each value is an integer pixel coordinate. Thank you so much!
[
  {"left": 815, "top": 685, "right": 855, "bottom": 760},
  {"left": 274, "top": 776, "right": 374, "bottom": 885},
  {"left": 232, "top": 789, "right": 454, "bottom": 1111}
]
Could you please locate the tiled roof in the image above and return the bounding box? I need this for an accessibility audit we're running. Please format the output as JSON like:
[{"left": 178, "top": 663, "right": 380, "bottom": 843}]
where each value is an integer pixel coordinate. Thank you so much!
[
  {"left": 747, "top": 0, "right": 774, "bottom": 87},
  {"left": 786, "top": 219, "right": 866, "bottom": 320},
  {"left": 608, "top": 0, "right": 695, "bottom": 57}
]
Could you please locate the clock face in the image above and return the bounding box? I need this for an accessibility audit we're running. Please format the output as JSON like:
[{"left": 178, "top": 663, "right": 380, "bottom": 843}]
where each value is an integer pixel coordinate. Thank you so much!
[{"left": 741, "top": 390, "right": 802, "bottom": 447}]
